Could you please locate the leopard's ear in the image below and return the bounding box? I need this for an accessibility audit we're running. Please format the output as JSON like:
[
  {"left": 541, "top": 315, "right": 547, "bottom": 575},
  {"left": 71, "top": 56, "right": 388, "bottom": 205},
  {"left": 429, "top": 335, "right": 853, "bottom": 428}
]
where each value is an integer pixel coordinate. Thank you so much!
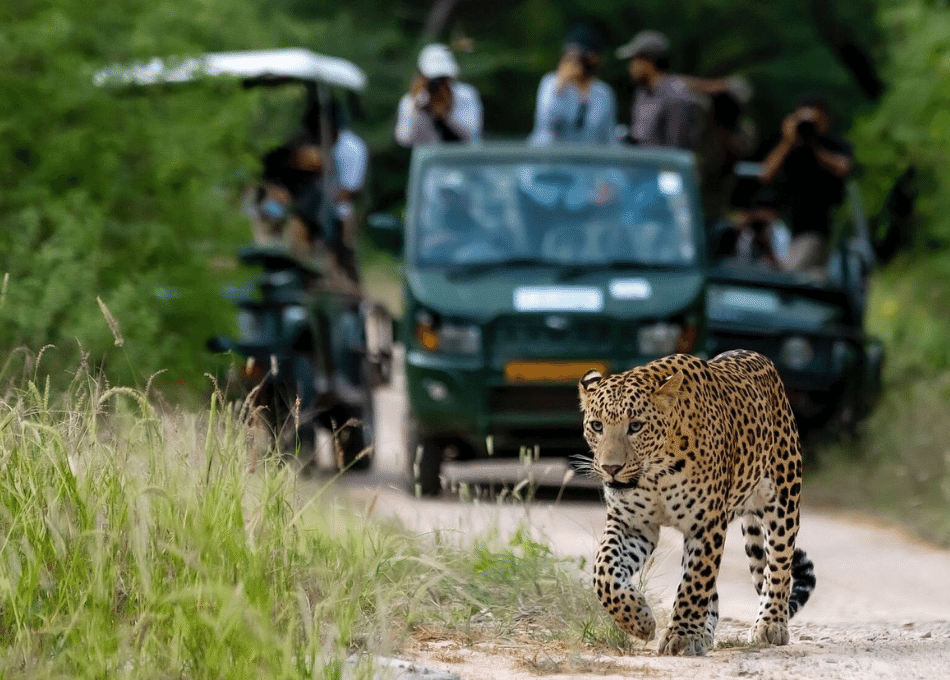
[
  {"left": 653, "top": 370, "right": 684, "bottom": 413},
  {"left": 578, "top": 369, "right": 603, "bottom": 410}
]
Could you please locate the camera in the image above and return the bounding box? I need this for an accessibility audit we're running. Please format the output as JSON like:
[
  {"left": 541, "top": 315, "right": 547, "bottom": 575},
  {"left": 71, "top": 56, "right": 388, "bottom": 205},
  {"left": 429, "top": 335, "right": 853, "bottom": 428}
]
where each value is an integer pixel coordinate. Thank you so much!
[
  {"left": 796, "top": 119, "right": 818, "bottom": 141},
  {"left": 426, "top": 76, "right": 450, "bottom": 95}
]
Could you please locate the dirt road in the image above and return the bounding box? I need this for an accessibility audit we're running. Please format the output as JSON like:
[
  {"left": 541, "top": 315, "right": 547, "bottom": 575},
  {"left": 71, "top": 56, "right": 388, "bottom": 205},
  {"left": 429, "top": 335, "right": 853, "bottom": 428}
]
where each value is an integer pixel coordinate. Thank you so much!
[{"left": 319, "top": 353, "right": 950, "bottom": 679}]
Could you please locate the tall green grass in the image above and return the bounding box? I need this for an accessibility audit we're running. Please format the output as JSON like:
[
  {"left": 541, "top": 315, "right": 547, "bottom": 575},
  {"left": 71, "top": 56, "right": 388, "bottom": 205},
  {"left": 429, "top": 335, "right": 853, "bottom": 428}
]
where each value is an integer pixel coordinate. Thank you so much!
[
  {"left": 809, "top": 252, "right": 950, "bottom": 545},
  {"left": 0, "top": 360, "right": 627, "bottom": 678}
]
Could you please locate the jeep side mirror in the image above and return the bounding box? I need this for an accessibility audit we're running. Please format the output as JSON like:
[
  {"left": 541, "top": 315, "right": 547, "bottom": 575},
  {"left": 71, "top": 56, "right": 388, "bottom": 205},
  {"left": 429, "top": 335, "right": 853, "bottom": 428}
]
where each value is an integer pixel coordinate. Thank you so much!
[{"left": 367, "top": 212, "right": 404, "bottom": 254}]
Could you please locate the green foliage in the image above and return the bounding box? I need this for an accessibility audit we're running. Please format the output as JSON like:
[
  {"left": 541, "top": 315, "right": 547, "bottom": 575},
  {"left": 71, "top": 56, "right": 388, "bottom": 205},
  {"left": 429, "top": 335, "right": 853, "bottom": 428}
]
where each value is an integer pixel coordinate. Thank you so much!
[
  {"left": 0, "top": 370, "right": 610, "bottom": 677},
  {"left": 869, "top": 254, "right": 950, "bottom": 375},
  {"left": 1, "top": 1, "right": 271, "bottom": 391},
  {"left": 809, "top": 250, "right": 950, "bottom": 545},
  {"left": 849, "top": 0, "right": 950, "bottom": 241}
]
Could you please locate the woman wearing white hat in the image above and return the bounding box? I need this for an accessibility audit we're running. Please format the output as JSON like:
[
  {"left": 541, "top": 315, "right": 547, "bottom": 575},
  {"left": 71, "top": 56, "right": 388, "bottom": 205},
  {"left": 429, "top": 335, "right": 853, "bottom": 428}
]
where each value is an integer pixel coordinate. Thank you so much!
[{"left": 395, "top": 43, "right": 483, "bottom": 146}]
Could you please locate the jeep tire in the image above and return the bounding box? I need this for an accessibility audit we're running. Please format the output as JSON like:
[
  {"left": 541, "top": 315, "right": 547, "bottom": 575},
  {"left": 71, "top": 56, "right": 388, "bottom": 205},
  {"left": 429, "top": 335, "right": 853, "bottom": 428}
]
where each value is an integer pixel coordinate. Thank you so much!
[{"left": 407, "top": 419, "right": 442, "bottom": 497}]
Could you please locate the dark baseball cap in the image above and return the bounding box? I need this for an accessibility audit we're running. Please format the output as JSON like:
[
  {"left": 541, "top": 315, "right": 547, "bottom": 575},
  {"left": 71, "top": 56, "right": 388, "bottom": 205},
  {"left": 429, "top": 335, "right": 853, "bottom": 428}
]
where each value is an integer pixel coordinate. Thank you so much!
[
  {"left": 616, "top": 30, "right": 670, "bottom": 61},
  {"left": 564, "top": 24, "right": 604, "bottom": 54}
]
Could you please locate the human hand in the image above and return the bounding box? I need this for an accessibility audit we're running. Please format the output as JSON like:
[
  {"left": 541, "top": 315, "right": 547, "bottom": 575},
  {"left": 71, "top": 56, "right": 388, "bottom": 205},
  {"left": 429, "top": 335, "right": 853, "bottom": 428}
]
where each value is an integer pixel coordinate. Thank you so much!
[
  {"left": 555, "top": 52, "right": 584, "bottom": 93},
  {"left": 267, "top": 183, "right": 293, "bottom": 204},
  {"left": 592, "top": 183, "right": 617, "bottom": 206},
  {"left": 427, "top": 79, "right": 453, "bottom": 118},
  {"left": 410, "top": 74, "right": 428, "bottom": 98},
  {"left": 292, "top": 144, "right": 323, "bottom": 173},
  {"left": 411, "top": 74, "right": 430, "bottom": 109},
  {"left": 781, "top": 113, "right": 801, "bottom": 145}
]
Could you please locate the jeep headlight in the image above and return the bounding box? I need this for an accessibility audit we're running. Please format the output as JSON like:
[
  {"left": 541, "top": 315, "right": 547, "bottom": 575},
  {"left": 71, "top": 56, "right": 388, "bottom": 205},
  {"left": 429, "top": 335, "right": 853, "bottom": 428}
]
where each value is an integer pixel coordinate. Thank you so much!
[
  {"left": 439, "top": 322, "right": 482, "bottom": 354},
  {"left": 415, "top": 311, "right": 482, "bottom": 354},
  {"left": 282, "top": 304, "right": 308, "bottom": 326},
  {"left": 638, "top": 322, "right": 683, "bottom": 356},
  {"left": 780, "top": 336, "right": 814, "bottom": 370},
  {"left": 237, "top": 309, "right": 259, "bottom": 340}
]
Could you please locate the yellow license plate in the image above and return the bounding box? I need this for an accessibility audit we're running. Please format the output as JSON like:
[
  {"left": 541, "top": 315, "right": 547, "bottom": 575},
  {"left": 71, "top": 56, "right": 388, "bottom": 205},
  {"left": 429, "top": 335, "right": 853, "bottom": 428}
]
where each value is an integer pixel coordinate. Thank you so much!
[{"left": 504, "top": 361, "right": 609, "bottom": 383}]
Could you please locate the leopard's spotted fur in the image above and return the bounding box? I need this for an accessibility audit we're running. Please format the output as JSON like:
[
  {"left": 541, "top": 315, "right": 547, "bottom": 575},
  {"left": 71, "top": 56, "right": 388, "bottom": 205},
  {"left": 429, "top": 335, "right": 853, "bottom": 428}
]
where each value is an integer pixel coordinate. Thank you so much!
[{"left": 578, "top": 350, "right": 815, "bottom": 656}]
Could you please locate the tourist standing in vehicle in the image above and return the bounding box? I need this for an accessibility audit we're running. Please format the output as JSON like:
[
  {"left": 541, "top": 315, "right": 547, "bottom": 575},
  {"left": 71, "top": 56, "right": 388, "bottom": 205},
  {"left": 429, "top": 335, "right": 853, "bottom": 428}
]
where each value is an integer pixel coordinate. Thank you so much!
[
  {"left": 395, "top": 43, "right": 483, "bottom": 146},
  {"left": 716, "top": 187, "right": 791, "bottom": 269},
  {"left": 617, "top": 30, "right": 703, "bottom": 151},
  {"left": 251, "top": 143, "right": 322, "bottom": 260},
  {"left": 529, "top": 24, "right": 617, "bottom": 145},
  {"left": 325, "top": 103, "right": 368, "bottom": 281},
  {"left": 760, "top": 94, "right": 853, "bottom": 271}
]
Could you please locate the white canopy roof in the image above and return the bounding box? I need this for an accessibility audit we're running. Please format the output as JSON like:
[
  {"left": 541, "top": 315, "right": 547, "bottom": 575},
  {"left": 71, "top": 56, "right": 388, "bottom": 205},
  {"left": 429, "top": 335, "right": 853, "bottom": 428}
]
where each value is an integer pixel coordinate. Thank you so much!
[{"left": 94, "top": 48, "right": 366, "bottom": 92}]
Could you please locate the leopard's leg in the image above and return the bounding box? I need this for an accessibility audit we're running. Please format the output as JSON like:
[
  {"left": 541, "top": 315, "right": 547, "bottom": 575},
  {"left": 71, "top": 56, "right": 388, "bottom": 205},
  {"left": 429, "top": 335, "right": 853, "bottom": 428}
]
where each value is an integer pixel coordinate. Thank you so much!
[
  {"left": 594, "top": 513, "right": 659, "bottom": 642},
  {"left": 749, "top": 471, "right": 800, "bottom": 646},
  {"left": 741, "top": 513, "right": 766, "bottom": 596},
  {"left": 704, "top": 589, "right": 719, "bottom": 648},
  {"left": 658, "top": 515, "right": 727, "bottom": 657}
]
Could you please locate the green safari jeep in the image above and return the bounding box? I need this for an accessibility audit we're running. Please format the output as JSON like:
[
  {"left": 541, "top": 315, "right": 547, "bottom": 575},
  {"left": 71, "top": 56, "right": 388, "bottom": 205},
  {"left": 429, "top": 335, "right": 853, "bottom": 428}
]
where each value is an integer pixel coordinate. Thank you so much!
[{"left": 373, "top": 143, "right": 709, "bottom": 495}]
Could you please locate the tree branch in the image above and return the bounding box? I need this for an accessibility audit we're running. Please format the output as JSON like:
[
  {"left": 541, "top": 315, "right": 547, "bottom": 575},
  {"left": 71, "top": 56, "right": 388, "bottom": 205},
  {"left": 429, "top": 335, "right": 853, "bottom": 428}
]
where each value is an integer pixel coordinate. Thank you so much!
[
  {"left": 423, "top": 0, "right": 462, "bottom": 41},
  {"left": 809, "top": 0, "right": 883, "bottom": 100}
]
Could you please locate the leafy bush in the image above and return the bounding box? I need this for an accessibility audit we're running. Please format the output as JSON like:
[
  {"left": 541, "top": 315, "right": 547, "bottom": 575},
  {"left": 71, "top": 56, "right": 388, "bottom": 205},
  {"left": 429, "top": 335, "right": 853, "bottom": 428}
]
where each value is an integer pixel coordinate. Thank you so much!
[
  {"left": 0, "top": 363, "right": 620, "bottom": 678},
  {"left": 849, "top": 0, "right": 950, "bottom": 243},
  {"left": 0, "top": 1, "right": 274, "bottom": 390},
  {"left": 809, "top": 250, "right": 950, "bottom": 545}
]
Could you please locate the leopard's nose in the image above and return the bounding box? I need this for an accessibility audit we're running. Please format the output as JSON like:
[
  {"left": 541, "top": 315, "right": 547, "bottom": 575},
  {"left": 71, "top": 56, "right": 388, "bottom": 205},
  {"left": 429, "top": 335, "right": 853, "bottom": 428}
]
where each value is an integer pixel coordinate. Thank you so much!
[{"left": 601, "top": 464, "right": 624, "bottom": 477}]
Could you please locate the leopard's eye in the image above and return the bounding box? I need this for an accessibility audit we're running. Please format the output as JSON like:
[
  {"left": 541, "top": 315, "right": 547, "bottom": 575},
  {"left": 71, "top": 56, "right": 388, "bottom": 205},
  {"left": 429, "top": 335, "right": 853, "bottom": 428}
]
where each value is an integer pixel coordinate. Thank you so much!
[
  {"left": 589, "top": 420, "right": 603, "bottom": 433},
  {"left": 627, "top": 421, "right": 644, "bottom": 435}
]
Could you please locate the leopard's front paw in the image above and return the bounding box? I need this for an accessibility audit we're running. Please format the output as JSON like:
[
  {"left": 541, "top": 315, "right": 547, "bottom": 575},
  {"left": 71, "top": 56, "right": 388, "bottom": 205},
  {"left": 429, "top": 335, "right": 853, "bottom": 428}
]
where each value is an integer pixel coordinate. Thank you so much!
[
  {"left": 749, "top": 620, "right": 789, "bottom": 646},
  {"left": 603, "top": 591, "right": 656, "bottom": 641},
  {"left": 613, "top": 601, "right": 656, "bottom": 641},
  {"left": 657, "top": 626, "right": 708, "bottom": 656},
  {"left": 629, "top": 607, "right": 657, "bottom": 641}
]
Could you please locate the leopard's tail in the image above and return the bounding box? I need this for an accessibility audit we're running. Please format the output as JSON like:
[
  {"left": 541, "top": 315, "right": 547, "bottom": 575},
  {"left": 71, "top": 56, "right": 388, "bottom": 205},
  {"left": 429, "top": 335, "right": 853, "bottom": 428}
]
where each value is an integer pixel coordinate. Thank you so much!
[{"left": 788, "top": 548, "right": 816, "bottom": 618}]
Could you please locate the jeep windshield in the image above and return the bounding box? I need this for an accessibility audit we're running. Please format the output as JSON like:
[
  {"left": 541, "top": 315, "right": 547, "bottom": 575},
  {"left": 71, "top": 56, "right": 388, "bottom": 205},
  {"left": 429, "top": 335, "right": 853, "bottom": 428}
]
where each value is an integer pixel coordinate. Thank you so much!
[{"left": 412, "top": 160, "right": 698, "bottom": 271}]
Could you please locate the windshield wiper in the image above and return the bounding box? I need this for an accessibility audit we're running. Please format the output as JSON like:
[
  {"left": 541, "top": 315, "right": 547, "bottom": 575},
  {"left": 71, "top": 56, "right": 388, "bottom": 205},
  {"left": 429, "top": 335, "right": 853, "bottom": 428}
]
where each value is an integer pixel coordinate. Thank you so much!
[
  {"left": 557, "top": 261, "right": 690, "bottom": 281},
  {"left": 444, "top": 257, "right": 565, "bottom": 280}
]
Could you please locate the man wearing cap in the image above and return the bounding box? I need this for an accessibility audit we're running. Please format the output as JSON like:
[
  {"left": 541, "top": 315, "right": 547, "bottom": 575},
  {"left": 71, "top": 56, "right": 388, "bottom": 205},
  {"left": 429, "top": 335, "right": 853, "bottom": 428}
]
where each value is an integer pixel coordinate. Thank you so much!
[
  {"left": 395, "top": 44, "right": 483, "bottom": 146},
  {"left": 617, "top": 30, "right": 703, "bottom": 151},
  {"left": 529, "top": 24, "right": 617, "bottom": 145}
]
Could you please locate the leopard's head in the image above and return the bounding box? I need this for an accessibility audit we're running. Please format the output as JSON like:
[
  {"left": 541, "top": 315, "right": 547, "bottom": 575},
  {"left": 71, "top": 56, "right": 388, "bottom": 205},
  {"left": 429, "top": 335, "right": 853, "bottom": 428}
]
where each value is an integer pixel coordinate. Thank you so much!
[{"left": 578, "top": 367, "right": 683, "bottom": 489}]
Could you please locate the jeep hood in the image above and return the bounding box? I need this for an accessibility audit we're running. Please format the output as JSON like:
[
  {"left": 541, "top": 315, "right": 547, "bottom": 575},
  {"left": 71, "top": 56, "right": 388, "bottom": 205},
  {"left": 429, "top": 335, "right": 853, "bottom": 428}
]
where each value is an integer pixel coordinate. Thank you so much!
[{"left": 407, "top": 267, "right": 704, "bottom": 320}]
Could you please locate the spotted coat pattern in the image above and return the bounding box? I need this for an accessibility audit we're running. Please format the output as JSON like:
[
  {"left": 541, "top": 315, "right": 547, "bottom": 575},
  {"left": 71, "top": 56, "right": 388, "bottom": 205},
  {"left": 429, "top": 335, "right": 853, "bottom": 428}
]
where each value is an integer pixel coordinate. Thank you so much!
[{"left": 578, "top": 350, "right": 815, "bottom": 656}]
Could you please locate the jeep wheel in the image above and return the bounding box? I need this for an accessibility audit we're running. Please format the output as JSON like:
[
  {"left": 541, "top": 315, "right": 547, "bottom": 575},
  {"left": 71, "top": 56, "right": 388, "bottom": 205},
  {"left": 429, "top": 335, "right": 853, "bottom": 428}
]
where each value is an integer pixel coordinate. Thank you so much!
[
  {"left": 337, "top": 386, "right": 375, "bottom": 471},
  {"left": 407, "top": 421, "right": 442, "bottom": 497}
]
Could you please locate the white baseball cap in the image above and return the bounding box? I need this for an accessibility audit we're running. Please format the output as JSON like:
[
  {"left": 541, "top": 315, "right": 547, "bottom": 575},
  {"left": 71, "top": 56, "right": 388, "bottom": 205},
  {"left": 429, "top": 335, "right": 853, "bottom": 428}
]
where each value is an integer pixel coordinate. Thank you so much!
[{"left": 417, "top": 43, "right": 459, "bottom": 79}]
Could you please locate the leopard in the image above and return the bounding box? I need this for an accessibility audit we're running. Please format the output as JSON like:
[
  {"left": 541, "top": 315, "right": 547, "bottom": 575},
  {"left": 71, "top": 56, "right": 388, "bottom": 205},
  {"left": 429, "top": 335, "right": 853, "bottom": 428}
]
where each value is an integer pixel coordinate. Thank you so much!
[{"left": 577, "top": 349, "right": 816, "bottom": 657}]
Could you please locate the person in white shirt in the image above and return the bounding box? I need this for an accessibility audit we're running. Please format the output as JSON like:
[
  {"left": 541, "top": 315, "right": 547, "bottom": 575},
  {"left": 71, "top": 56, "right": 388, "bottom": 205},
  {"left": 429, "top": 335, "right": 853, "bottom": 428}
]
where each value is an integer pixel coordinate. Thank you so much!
[
  {"left": 331, "top": 116, "right": 369, "bottom": 281},
  {"left": 333, "top": 126, "right": 368, "bottom": 221},
  {"left": 292, "top": 99, "right": 369, "bottom": 280},
  {"left": 530, "top": 24, "right": 617, "bottom": 145},
  {"left": 395, "top": 44, "right": 483, "bottom": 146}
]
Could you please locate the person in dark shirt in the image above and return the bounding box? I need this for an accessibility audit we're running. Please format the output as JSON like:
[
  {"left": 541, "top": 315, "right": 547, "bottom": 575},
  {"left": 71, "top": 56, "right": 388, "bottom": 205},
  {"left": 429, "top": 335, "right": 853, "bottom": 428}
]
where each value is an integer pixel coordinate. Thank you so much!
[
  {"left": 761, "top": 94, "right": 853, "bottom": 271},
  {"left": 616, "top": 30, "right": 704, "bottom": 151}
]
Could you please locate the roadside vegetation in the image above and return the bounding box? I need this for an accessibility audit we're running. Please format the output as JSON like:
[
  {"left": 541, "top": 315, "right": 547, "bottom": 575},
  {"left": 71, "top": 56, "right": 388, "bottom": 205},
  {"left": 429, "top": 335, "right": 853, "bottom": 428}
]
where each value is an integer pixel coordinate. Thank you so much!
[
  {"left": 802, "top": 0, "right": 950, "bottom": 547},
  {"left": 0, "top": 355, "right": 646, "bottom": 679},
  {"left": 808, "top": 252, "right": 950, "bottom": 546}
]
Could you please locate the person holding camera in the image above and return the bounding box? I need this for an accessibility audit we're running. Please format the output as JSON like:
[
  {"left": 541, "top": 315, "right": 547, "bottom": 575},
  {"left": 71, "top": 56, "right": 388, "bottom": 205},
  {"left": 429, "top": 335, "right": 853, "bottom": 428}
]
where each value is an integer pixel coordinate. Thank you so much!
[
  {"left": 395, "top": 43, "right": 483, "bottom": 146},
  {"left": 761, "top": 94, "right": 853, "bottom": 271},
  {"left": 529, "top": 24, "right": 617, "bottom": 145},
  {"left": 734, "top": 187, "right": 791, "bottom": 269}
]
